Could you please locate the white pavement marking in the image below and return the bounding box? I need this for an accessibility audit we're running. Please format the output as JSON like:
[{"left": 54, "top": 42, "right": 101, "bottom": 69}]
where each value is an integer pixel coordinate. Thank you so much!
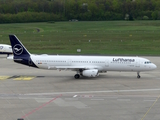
[
  {"left": 104, "top": 97, "right": 118, "bottom": 99},
  {"left": 91, "top": 99, "right": 104, "bottom": 101},
  {"left": 144, "top": 99, "right": 156, "bottom": 102},
  {"left": 65, "top": 98, "right": 78, "bottom": 101},
  {"left": 35, "top": 98, "right": 53, "bottom": 103},
  {"left": 117, "top": 99, "right": 130, "bottom": 101},
  {"left": 73, "top": 95, "right": 78, "bottom": 98},
  {"left": 54, "top": 98, "right": 87, "bottom": 109},
  {"left": 26, "top": 88, "right": 160, "bottom": 95}
]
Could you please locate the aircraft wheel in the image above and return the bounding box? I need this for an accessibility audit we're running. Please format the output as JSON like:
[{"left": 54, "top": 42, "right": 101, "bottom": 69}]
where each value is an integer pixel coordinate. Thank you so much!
[
  {"left": 137, "top": 75, "right": 141, "bottom": 79},
  {"left": 137, "top": 72, "right": 141, "bottom": 79},
  {"left": 74, "top": 74, "right": 80, "bottom": 79}
]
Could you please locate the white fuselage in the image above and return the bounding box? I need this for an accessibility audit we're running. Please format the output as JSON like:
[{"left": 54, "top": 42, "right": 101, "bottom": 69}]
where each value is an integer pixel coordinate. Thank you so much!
[
  {"left": 0, "top": 44, "right": 12, "bottom": 54},
  {"left": 30, "top": 55, "right": 157, "bottom": 72}
]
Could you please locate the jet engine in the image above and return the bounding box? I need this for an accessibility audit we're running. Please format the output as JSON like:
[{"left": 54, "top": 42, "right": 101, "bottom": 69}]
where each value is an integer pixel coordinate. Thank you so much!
[{"left": 82, "top": 69, "right": 99, "bottom": 77}]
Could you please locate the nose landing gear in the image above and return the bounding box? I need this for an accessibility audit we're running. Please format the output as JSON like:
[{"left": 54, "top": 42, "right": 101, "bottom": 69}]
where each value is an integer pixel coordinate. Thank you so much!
[{"left": 137, "top": 72, "right": 141, "bottom": 79}]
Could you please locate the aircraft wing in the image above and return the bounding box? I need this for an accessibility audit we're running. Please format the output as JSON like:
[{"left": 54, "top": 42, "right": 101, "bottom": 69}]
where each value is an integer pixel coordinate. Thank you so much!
[{"left": 48, "top": 66, "right": 101, "bottom": 71}]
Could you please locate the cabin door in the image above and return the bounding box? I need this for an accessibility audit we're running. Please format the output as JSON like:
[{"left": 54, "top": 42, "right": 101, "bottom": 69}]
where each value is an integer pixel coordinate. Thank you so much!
[
  {"left": 28, "top": 58, "right": 33, "bottom": 66},
  {"left": 68, "top": 59, "right": 72, "bottom": 65},
  {"left": 135, "top": 59, "right": 140, "bottom": 67}
]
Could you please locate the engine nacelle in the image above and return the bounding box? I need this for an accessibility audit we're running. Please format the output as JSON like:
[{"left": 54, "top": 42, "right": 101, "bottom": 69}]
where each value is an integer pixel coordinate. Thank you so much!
[{"left": 82, "top": 69, "right": 99, "bottom": 77}]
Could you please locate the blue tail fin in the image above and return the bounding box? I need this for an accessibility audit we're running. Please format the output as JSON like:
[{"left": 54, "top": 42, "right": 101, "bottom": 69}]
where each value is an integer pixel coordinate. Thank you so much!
[
  {"left": 9, "top": 35, "right": 38, "bottom": 68},
  {"left": 9, "top": 35, "right": 30, "bottom": 57}
]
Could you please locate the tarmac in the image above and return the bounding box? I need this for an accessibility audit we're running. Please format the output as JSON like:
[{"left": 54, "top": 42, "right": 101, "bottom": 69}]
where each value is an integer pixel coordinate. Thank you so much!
[{"left": 0, "top": 55, "right": 160, "bottom": 120}]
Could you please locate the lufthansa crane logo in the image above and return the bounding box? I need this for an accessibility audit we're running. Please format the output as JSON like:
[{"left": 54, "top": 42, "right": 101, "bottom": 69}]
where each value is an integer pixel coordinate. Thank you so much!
[{"left": 13, "top": 44, "right": 23, "bottom": 55}]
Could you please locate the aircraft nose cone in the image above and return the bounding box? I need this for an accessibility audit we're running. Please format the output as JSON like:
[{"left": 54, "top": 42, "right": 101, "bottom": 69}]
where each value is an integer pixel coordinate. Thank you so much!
[{"left": 152, "top": 64, "right": 157, "bottom": 69}]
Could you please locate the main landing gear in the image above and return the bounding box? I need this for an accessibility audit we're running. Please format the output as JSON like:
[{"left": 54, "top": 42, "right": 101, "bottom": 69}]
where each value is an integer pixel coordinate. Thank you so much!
[
  {"left": 74, "top": 74, "right": 80, "bottom": 79},
  {"left": 74, "top": 69, "right": 83, "bottom": 79},
  {"left": 137, "top": 72, "right": 141, "bottom": 79}
]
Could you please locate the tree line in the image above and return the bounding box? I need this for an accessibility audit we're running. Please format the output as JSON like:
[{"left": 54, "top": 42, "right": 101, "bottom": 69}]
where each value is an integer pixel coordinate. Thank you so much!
[{"left": 0, "top": 0, "right": 160, "bottom": 23}]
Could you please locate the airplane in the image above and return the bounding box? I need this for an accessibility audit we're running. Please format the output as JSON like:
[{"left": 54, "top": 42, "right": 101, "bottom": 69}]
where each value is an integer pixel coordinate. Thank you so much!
[
  {"left": 8, "top": 35, "right": 157, "bottom": 79},
  {"left": 0, "top": 44, "right": 12, "bottom": 55}
]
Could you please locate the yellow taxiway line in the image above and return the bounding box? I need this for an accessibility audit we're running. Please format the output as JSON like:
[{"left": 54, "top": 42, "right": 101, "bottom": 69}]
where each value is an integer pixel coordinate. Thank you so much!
[
  {"left": 0, "top": 76, "right": 10, "bottom": 80},
  {"left": 14, "top": 76, "right": 35, "bottom": 81},
  {"left": 0, "top": 76, "right": 35, "bottom": 80}
]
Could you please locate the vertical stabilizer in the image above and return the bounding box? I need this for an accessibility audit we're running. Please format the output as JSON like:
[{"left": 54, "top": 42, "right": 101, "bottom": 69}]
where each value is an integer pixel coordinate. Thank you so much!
[
  {"left": 9, "top": 35, "right": 38, "bottom": 68},
  {"left": 9, "top": 35, "right": 30, "bottom": 57}
]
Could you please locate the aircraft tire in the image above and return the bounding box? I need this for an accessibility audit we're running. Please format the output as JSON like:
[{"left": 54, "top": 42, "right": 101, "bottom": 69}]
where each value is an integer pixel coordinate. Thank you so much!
[
  {"left": 137, "top": 75, "right": 141, "bottom": 79},
  {"left": 74, "top": 74, "right": 80, "bottom": 79}
]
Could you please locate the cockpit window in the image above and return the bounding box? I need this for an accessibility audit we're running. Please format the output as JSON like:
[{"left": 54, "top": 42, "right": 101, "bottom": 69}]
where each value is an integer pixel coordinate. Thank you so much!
[{"left": 144, "top": 61, "right": 151, "bottom": 64}]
